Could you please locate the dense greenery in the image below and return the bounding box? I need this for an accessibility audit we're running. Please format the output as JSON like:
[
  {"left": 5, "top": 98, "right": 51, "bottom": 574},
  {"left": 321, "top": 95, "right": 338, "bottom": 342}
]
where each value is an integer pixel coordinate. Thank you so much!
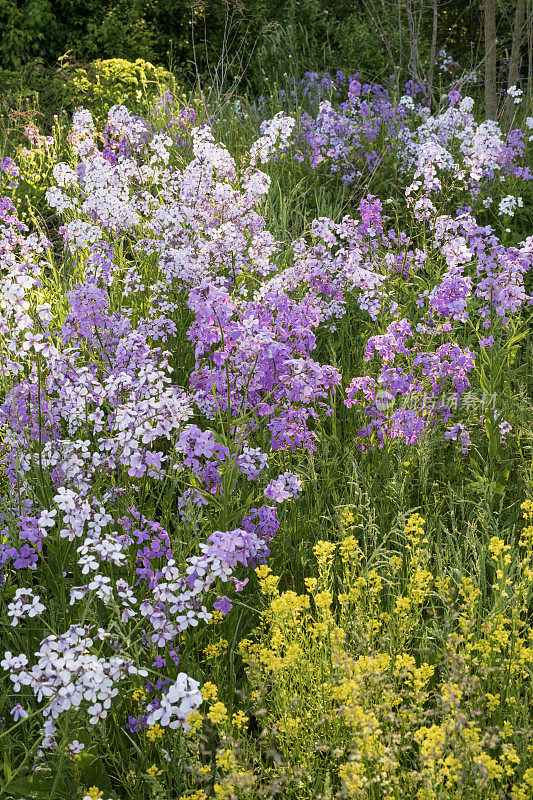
[{"left": 0, "top": 1, "right": 527, "bottom": 90}]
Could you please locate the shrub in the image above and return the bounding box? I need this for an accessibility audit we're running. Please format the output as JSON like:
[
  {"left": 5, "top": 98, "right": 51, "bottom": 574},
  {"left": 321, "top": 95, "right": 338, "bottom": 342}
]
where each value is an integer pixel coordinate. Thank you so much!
[
  {"left": 66, "top": 58, "right": 177, "bottom": 116},
  {"left": 0, "top": 57, "right": 177, "bottom": 126}
]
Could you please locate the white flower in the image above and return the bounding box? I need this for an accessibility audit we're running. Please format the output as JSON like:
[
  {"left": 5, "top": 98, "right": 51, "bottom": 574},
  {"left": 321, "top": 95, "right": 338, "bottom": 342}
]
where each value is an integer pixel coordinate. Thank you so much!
[
  {"left": 146, "top": 673, "right": 202, "bottom": 730},
  {"left": 507, "top": 85, "right": 523, "bottom": 104},
  {"left": 249, "top": 112, "right": 295, "bottom": 165},
  {"left": 399, "top": 95, "right": 416, "bottom": 111},
  {"left": 498, "top": 195, "right": 523, "bottom": 217}
]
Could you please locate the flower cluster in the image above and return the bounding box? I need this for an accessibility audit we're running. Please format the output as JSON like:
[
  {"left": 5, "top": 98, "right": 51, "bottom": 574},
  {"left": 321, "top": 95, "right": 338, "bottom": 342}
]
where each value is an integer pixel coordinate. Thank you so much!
[
  {"left": 0, "top": 80, "right": 531, "bottom": 798},
  {"left": 215, "top": 510, "right": 533, "bottom": 799},
  {"left": 0, "top": 102, "right": 340, "bottom": 756},
  {"left": 258, "top": 72, "right": 531, "bottom": 216},
  {"left": 345, "top": 320, "right": 476, "bottom": 450},
  {"left": 271, "top": 71, "right": 412, "bottom": 185}
]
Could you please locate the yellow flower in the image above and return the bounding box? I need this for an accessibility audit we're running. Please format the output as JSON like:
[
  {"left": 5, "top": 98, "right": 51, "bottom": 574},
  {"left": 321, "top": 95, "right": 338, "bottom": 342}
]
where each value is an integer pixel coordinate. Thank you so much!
[
  {"left": 520, "top": 524, "right": 533, "bottom": 548},
  {"left": 473, "top": 751, "right": 503, "bottom": 781},
  {"left": 416, "top": 724, "right": 447, "bottom": 762},
  {"left": 389, "top": 554, "right": 402, "bottom": 574},
  {"left": 271, "top": 590, "right": 309, "bottom": 616},
  {"left": 489, "top": 535, "right": 511, "bottom": 563},
  {"left": 340, "top": 761, "right": 366, "bottom": 794},
  {"left": 278, "top": 715, "right": 301, "bottom": 734},
  {"left": 146, "top": 723, "right": 163, "bottom": 742},
  {"left": 284, "top": 643, "right": 302, "bottom": 664},
  {"left": 208, "top": 701, "right": 228, "bottom": 726},
  {"left": 232, "top": 710, "right": 248, "bottom": 729},
  {"left": 395, "top": 595, "right": 411, "bottom": 613},
  {"left": 394, "top": 653, "right": 416, "bottom": 675},
  {"left": 132, "top": 687, "right": 146, "bottom": 708},
  {"left": 237, "top": 638, "right": 253, "bottom": 659},
  {"left": 315, "top": 590, "right": 332, "bottom": 609},
  {"left": 204, "top": 637, "right": 228, "bottom": 659},
  {"left": 521, "top": 499, "right": 533, "bottom": 520},
  {"left": 417, "top": 789, "right": 435, "bottom": 800},
  {"left": 341, "top": 506, "right": 355, "bottom": 527},
  {"left": 313, "top": 540, "right": 336, "bottom": 568},
  {"left": 214, "top": 783, "right": 234, "bottom": 799},
  {"left": 216, "top": 748, "right": 237, "bottom": 772},
  {"left": 256, "top": 565, "right": 279, "bottom": 594},
  {"left": 201, "top": 681, "right": 218, "bottom": 702},
  {"left": 441, "top": 681, "right": 462, "bottom": 707},
  {"left": 311, "top": 621, "right": 328, "bottom": 638},
  {"left": 501, "top": 744, "right": 521, "bottom": 777},
  {"left": 85, "top": 789, "right": 103, "bottom": 800},
  {"left": 147, "top": 764, "right": 162, "bottom": 778},
  {"left": 255, "top": 564, "right": 271, "bottom": 580},
  {"left": 178, "top": 793, "right": 207, "bottom": 800},
  {"left": 340, "top": 534, "right": 360, "bottom": 564},
  {"left": 405, "top": 513, "right": 426, "bottom": 535},
  {"left": 262, "top": 574, "right": 280, "bottom": 594},
  {"left": 186, "top": 709, "right": 203, "bottom": 734}
]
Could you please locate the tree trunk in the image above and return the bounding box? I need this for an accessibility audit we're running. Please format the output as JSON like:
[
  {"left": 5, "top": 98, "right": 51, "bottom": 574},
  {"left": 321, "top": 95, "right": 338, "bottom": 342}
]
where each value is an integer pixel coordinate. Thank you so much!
[
  {"left": 527, "top": 0, "right": 533, "bottom": 107},
  {"left": 405, "top": 0, "right": 421, "bottom": 91},
  {"left": 484, "top": 0, "right": 498, "bottom": 119},
  {"left": 427, "top": 0, "right": 438, "bottom": 108},
  {"left": 504, "top": 0, "right": 527, "bottom": 129}
]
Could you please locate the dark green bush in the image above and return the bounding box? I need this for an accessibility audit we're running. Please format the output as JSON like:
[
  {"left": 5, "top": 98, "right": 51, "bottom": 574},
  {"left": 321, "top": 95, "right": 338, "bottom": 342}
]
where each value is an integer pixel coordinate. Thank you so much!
[{"left": 0, "top": 57, "right": 176, "bottom": 127}]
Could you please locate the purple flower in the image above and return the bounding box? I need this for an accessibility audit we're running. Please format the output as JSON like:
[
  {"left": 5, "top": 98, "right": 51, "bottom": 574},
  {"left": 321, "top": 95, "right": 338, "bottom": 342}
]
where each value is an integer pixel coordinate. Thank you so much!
[
  {"left": 264, "top": 473, "right": 303, "bottom": 502},
  {"left": 10, "top": 704, "right": 28, "bottom": 721},
  {"left": 126, "top": 716, "right": 141, "bottom": 733},
  {"left": 213, "top": 596, "right": 233, "bottom": 615},
  {"left": 9, "top": 544, "right": 39, "bottom": 570}
]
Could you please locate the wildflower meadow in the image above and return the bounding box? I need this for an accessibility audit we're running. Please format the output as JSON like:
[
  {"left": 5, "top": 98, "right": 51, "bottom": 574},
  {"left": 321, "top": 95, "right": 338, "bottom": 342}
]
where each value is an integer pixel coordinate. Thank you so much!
[{"left": 0, "top": 6, "right": 532, "bottom": 799}]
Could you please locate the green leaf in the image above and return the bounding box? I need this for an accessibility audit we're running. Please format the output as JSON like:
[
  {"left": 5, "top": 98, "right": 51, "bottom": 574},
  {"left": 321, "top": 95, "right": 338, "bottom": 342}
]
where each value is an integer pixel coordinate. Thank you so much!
[
  {"left": 76, "top": 753, "right": 114, "bottom": 793},
  {"left": 3, "top": 768, "right": 68, "bottom": 799}
]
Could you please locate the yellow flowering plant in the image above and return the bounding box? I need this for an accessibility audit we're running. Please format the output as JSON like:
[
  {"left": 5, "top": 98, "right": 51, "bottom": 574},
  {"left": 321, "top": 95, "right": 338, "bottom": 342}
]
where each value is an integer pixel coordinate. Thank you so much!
[{"left": 185, "top": 510, "right": 533, "bottom": 800}]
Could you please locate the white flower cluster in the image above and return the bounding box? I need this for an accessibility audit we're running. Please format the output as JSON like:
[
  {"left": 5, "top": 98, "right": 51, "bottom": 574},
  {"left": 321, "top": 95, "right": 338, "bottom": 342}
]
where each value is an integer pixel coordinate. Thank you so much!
[
  {"left": 507, "top": 85, "right": 523, "bottom": 105},
  {"left": 400, "top": 93, "right": 528, "bottom": 199},
  {"left": 7, "top": 588, "right": 46, "bottom": 626},
  {"left": 249, "top": 112, "right": 296, "bottom": 165},
  {"left": 146, "top": 673, "right": 202, "bottom": 730},
  {"left": 498, "top": 194, "right": 523, "bottom": 217},
  {"left": 2, "top": 626, "right": 147, "bottom": 743},
  {"left": 399, "top": 95, "right": 416, "bottom": 112}
]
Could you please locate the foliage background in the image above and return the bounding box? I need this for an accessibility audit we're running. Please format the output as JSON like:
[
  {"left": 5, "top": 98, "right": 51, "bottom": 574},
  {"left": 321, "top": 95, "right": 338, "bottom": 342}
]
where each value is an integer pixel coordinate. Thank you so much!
[{"left": 0, "top": 0, "right": 524, "bottom": 87}]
